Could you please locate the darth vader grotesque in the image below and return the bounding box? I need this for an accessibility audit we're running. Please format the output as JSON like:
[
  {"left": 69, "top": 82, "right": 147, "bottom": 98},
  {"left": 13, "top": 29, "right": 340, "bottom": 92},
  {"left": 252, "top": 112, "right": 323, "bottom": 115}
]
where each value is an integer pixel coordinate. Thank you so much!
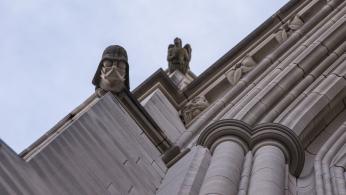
[{"left": 92, "top": 45, "right": 129, "bottom": 94}]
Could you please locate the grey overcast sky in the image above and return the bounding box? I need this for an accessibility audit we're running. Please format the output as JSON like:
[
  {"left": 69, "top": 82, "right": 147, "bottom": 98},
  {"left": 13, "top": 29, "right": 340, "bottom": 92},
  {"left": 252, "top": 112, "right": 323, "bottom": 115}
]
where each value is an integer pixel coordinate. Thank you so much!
[{"left": 0, "top": 0, "right": 287, "bottom": 153}]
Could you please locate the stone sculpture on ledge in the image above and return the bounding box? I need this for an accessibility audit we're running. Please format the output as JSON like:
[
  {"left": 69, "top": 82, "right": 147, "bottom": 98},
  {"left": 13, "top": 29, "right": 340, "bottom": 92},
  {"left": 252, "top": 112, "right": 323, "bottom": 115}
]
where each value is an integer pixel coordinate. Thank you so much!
[
  {"left": 92, "top": 45, "right": 130, "bottom": 94},
  {"left": 167, "top": 37, "right": 192, "bottom": 74},
  {"left": 182, "top": 96, "right": 209, "bottom": 124}
]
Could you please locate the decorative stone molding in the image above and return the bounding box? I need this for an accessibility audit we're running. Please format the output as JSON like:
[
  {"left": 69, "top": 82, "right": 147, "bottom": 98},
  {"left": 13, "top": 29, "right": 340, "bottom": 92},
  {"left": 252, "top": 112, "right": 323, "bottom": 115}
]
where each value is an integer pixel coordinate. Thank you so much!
[
  {"left": 197, "top": 119, "right": 304, "bottom": 176},
  {"left": 314, "top": 123, "right": 346, "bottom": 195},
  {"left": 226, "top": 56, "right": 256, "bottom": 86},
  {"left": 197, "top": 119, "right": 251, "bottom": 151},
  {"left": 252, "top": 123, "right": 304, "bottom": 177},
  {"left": 275, "top": 15, "right": 304, "bottom": 44},
  {"left": 181, "top": 96, "right": 209, "bottom": 124}
]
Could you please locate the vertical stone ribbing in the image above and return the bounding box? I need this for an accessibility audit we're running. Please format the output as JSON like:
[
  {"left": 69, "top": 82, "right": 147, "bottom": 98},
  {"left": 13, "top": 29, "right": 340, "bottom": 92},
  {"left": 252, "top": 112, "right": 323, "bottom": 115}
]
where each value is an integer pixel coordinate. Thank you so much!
[
  {"left": 199, "top": 141, "right": 244, "bottom": 195},
  {"left": 248, "top": 145, "right": 286, "bottom": 195}
]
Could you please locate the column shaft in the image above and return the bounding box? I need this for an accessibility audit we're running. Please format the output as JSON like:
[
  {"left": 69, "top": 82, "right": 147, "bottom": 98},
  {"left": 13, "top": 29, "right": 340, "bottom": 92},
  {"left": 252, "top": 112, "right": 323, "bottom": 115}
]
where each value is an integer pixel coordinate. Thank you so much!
[
  {"left": 248, "top": 145, "right": 286, "bottom": 195},
  {"left": 199, "top": 141, "right": 244, "bottom": 195}
]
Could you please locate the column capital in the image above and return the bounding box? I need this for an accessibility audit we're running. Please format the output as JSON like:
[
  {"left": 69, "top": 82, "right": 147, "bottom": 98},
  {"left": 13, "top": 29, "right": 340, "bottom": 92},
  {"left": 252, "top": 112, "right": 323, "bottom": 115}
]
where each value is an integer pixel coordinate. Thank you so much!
[
  {"left": 197, "top": 119, "right": 304, "bottom": 176},
  {"left": 252, "top": 123, "right": 304, "bottom": 176},
  {"left": 197, "top": 119, "right": 251, "bottom": 154}
]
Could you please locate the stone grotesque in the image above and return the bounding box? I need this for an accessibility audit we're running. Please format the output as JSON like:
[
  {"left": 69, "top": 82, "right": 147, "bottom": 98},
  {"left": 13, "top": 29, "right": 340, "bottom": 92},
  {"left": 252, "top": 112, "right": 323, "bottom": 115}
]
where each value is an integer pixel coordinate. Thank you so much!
[
  {"left": 92, "top": 45, "right": 129, "bottom": 94},
  {"left": 167, "top": 37, "right": 192, "bottom": 74},
  {"left": 182, "top": 96, "right": 209, "bottom": 124},
  {"left": 275, "top": 15, "right": 304, "bottom": 43},
  {"left": 226, "top": 56, "right": 256, "bottom": 86}
]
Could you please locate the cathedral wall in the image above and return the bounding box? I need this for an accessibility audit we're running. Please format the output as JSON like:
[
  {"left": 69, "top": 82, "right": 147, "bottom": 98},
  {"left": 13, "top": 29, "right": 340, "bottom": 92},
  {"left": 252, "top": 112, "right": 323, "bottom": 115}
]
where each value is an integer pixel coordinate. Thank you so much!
[
  {"left": 153, "top": 1, "right": 346, "bottom": 195},
  {"left": 156, "top": 146, "right": 210, "bottom": 195},
  {"left": 296, "top": 109, "right": 346, "bottom": 195},
  {"left": 0, "top": 141, "right": 50, "bottom": 195},
  {"left": 0, "top": 93, "right": 167, "bottom": 195}
]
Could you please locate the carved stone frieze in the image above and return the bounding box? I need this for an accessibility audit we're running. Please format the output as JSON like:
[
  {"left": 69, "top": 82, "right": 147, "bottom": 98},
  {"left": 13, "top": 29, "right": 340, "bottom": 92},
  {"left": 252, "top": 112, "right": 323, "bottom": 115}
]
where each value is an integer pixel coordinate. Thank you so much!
[
  {"left": 182, "top": 96, "right": 209, "bottom": 124},
  {"left": 226, "top": 56, "right": 256, "bottom": 86},
  {"left": 275, "top": 15, "right": 304, "bottom": 43}
]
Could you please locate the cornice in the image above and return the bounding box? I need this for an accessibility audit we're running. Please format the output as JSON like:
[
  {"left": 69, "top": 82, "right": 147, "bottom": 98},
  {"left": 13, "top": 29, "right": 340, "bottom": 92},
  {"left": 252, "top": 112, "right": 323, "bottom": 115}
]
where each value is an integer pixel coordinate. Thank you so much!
[
  {"left": 197, "top": 119, "right": 304, "bottom": 177},
  {"left": 182, "top": 0, "right": 304, "bottom": 97},
  {"left": 132, "top": 68, "right": 187, "bottom": 109}
]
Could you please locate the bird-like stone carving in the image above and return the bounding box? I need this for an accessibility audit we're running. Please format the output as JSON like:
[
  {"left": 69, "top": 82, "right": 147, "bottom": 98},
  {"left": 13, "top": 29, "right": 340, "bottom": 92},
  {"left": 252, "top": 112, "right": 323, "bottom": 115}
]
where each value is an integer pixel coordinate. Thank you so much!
[{"left": 167, "top": 37, "right": 192, "bottom": 74}]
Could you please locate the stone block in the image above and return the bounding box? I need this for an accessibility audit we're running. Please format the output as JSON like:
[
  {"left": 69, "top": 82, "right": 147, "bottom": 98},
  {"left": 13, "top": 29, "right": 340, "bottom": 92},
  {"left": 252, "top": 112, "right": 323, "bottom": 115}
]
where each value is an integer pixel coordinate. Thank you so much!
[
  {"left": 294, "top": 43, "right": 329, "bottom": 73},
  {"left": 275, "top": 64, "right": 304, "bottom": 90},
  {"left": 331, "top": 58, "right": 346, "bottom": 78},
  {"left": 142, "top": 89, "right": 186, "bottom": 143},
  {"left": 320, "top": 17, "right": 346, "bottom": 51},
  {"left": 312, "top": 74, "right": 346, "bottom": 101}
]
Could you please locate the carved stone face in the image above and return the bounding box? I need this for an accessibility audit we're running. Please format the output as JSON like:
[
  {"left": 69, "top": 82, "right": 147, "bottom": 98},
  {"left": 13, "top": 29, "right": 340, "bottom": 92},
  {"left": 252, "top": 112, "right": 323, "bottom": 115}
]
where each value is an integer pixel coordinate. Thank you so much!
[
  {"left": 102, "top": 59, "right": 126, "bottom": 77},
  {"left": 99, "top": 59, "right": 127, "bottom": 92},
  {"left": 174, "top": 38, "right": 182, "bottom": 48}
]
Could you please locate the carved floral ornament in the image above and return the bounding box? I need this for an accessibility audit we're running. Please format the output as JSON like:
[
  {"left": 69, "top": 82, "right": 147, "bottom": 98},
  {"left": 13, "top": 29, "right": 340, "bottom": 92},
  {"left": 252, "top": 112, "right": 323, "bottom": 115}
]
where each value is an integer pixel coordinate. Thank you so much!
[
  {"left": 275, "top": 15, "right": 304, "bottom": 43},
  {"left": 181, "top": 96, "right": 209, "bottom": 124},
  {"left": 225, "top": 56, "right": 257, "bottom": 86}
]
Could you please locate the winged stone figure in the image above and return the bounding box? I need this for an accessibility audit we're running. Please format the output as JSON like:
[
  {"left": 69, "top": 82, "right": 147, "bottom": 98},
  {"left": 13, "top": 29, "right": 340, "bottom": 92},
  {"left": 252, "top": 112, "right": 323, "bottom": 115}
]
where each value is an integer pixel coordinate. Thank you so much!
[{"left": 167, "top": 37, "right": 192, "bottom": 74}]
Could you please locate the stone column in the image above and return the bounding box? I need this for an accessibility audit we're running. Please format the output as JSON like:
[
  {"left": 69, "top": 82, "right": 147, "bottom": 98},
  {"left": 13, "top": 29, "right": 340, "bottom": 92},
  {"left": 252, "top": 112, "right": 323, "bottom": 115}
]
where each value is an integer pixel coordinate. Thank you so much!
[
  {"left": 248, "top": 145, "right": 286, "bottom": 195},
  {"left": 197, "top": 120, "right": 303, "bottom": 195},
  {"left": 199, "top": 140, "right": 245, "bottom": 195}
]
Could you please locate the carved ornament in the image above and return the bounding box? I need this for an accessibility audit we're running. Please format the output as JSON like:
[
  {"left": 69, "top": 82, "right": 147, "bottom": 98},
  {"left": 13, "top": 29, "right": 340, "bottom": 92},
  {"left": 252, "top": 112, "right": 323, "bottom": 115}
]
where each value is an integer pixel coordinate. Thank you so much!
[
  {"left": 275, "top": 15, "right": 304, "bottom": 43},
  {"left": 226, "top": 56, "right": 256, "bottom": 86},
  {"left": 92, "top": 45, "right": 130, "bottom": 94},
  {"left": 182, "top": 96, "right": 209, "bottom": 124},
  {"left": 167, "top": 37, "right": 192, "bottom": 74}
]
